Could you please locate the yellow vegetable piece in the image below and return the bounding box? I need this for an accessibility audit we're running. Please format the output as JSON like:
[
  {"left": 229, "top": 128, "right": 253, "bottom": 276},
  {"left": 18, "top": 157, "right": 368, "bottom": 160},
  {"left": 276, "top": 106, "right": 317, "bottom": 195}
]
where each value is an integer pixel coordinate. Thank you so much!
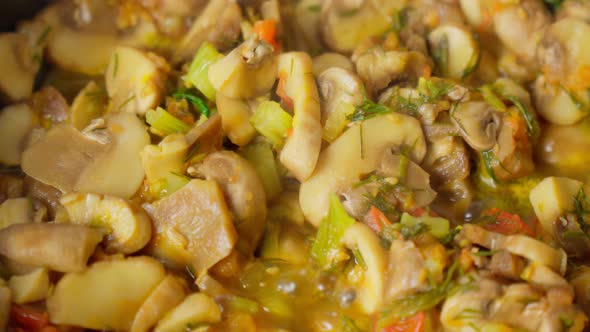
[{"left": 8, "top": 268, "right": 50, "bottom": 304}]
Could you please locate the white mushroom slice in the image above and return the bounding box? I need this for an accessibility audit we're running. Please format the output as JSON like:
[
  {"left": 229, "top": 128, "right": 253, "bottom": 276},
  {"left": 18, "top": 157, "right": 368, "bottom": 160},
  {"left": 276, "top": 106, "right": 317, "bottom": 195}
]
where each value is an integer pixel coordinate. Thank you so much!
[
  {"left": 0, "top": 103, "right": 35, "bottom": 165},
  {"left": 105, "top": 47, "right": 168, "bottom": 115},
  {"left": 428, "top": 24, "right": 480, "bottom": 79},
  {"left": 312, "top": 53, "right": 354, "bottom": 77},
  {"left": 130, "top": 275, "right": 188, "bottom": 332},
  {"left": 216, "top": 94, "right": 257, "bottom": 146},
  {"left": 154, "top": 293, "right": 221, "bottom": 332},
  {"left": 277, "top": 52, "right": 322, "bottom": 181},
  {"left": 450, "top": 101, "right": 501, "bottom": 151},
  {"left": 70, "top": 81, "right": 107, "bottom": 130},
  {"left": 294, "top": 0, "right": 323, "bottom": 53},
  {"left": 317, "top": 68, "right": 364, "bottom": 142},
  {"left": 47, "top": 257, "right": 166, "bottom": 331},
  {"left": 60, "top": 193, "right": 152, "bottom": 254},
  {"left": 22, "top": 112, "right": 150, "bottom": 198},
  {"left": 172, "top": 0, "right": 242, "bottom": 64},
  {"left": 459, "top": 0, "right": 490, "bottom": 30},
  {"left": 300, "top": 113, "right": 426, "bottom": 227},
  {"left": 0, "top": 33, "right": 38, "bottom": 101},
  {"left": 340, "top": 223, "right": 387, "bottom": 314},
  {"left": 529, "top": 177, "right": 585, "bottom": 236},
  {"left": 521, "top": 263, "right": 571, "bottom": 289},
  {"left": 208, "top": 37, "right": 277, "bottom": 100},
  {"left": 500, "top": 235, "right": 567, "bottom": 275}
]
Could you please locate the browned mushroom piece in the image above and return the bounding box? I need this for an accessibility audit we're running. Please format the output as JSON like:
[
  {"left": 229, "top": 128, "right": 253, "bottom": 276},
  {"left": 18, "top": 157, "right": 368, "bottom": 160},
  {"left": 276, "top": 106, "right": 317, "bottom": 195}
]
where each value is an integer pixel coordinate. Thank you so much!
[
  {"left": 450, "top": 101, "right": 502, "bottom": 152},
  {"left": 197, "top": 151, "right": 267, "bottom": 256}
]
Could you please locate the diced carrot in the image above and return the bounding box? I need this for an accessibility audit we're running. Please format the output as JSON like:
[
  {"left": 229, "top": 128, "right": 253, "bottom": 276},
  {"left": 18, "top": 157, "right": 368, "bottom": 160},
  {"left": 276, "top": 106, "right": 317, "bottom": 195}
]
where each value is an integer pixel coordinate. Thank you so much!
[
  {"left": 366, "top": 206, "right": 392, "bottom": 233},
  {"left": 380, "top": 311, "right": 425, "bottom": 332},
  {"left": 10, "top": 305, "right": 50, "bottom": 331},
  {"left": 277, "top": 72, "right": 294, "bottom": 109},
  {"left": 481, "top": 208, "right": 534, "bottom": 237},
  {"left": 253, "top": 19, "right": 279, "bottom": 51},
  {"left": 569, "top": 65, "right": 590, "bottom": 91}
]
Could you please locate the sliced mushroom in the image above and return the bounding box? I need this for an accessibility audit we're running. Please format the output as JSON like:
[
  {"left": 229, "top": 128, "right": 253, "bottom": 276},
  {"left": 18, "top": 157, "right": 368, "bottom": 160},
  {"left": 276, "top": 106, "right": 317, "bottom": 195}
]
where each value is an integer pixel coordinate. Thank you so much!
[
  {"left": 41, "top": 1, "right": 120, "bottom": 75},
  {"left": 60, "top": 193, "right": 152, "bottom": 254},
  {"left": 312, "top": 53, "right": 354, "bottom": 77},
  {"left": 276, "top": 52, "right": 322, "bottom": 181},
  {"left": 294, "top": 0, "right": 323, "bottom": 53},
  {"left": 384, "top": 238, "right": 431, "bottom": 303},
  {"left": 143, "top": 179, "right": 237, "bottom": 273},
  {"left": 22, "top": 112, "right": 150, "bottom": 198},
  {"left": 450, "top": 101, "right": 501, "bottom": 151},
  {"left": 197, "top": 151, "right": 267, "bottom": 255},
  {"left": 172, "top": 0, "right": 242, "bottom": 64},
  {"left": 317, "top": 67, "right": 364, "bottom": 142},
  {"left": 105, "top": 47, "right": 169, "bottom": 116},
  {"left": 0, "top": 223, "right": 103, "bottom": 272},
  {"left": 320, "top": 0, "right": 397, "bottom": 53},
  {"left": 0, "top": 33, "right": 39, "bottom": 101},
  {"left": 300, "top": 113, "right": 426, "bottom": 226},
  {"left": 70, "top": 81, "right": 107, "bottom": 130},
  {"left": 428, "top": 24, "right": 480, "bottom": 79},
  {"left": 208, "top": 37, "right": 277, "bottom": 100},
  {"left": 493, "top": 0, "right": 550, "bottom": 64},
  {"left": 0, "top": 103, "right": 36, "bottom": 166},
  {"left": 215, "top": 94, "right": 257, "bottom": 146}
]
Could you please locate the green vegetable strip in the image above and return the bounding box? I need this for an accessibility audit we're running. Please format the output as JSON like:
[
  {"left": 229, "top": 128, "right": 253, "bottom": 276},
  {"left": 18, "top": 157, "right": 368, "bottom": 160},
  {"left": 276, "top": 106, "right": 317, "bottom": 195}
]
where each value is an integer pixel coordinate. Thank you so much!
[
  {"left": 347, "top": 98, "right": 392, "bottom": 122},
  {"left": 400, "top": 212, "right": 450, "bottom": 239},
  {"left": 481, "top": 150, "right": 497, "bottom": 183},
  {"left": 505, "top": 95, "right": 539, "bottom": 139},
  {"left": 185, "top": 42, "right": 223, "bottom": 101},
  {"left": 172, "top": 92, "right": 211, "bottom": 117},
  {"left": 250, "top": 101, "right": 293, "bottom": 148},
  {"left": 239, "top": 141, "right": 282, "bottom": 200},
  {"left": 146, "top": 107, "right": 191, "bottom": 135},
  {"left": 311, "top": 194, "right": 356, "bottom": 269},
  {"left": 480, "top": 85, "right": 506, "bottom": 112}
]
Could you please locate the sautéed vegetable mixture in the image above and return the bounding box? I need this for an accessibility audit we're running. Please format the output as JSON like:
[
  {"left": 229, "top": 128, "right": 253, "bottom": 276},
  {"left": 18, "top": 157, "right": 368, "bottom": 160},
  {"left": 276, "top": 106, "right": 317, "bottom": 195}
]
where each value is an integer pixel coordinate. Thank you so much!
[{"left": 1, "top": 0, "right": 590, "bottom": 331}]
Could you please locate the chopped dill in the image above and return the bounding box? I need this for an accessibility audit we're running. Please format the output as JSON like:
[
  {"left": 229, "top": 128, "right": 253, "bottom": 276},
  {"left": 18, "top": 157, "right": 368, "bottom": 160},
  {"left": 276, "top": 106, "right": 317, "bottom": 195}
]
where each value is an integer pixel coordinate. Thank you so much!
[{"left": 347, "top": 98, "right": 392, "bottom": 122}]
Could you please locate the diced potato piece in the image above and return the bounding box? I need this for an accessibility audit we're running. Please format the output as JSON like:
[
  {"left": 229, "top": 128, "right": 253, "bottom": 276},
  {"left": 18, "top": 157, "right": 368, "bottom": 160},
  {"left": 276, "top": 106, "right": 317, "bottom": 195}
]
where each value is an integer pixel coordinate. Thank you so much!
[
  {"left": 0, "top": 198, "right": 32, "bottom": 230},
  {"left": 208, "top": 39, "right": 277, "bottom": 99},
  {"left": 154, "top": 293, "right": 221, "bottom": 332},
  {"left": 140, "top": 134, "right": 188, "bottom": 184},
  {"left": 130, "top": 275, "right": 188, "bottom": 332},
  {"left": 8, "top": 268, "right": 50, "bottom": 304},
  {"left": 216, "top": 94, "right": 256, "bottom": 146},
  {"left": 300, "top": 113, "right": 426, "bottom": 226},
  {"left": 0, "top": 33, "right": 38, "bottom": 101},
  {"left": 0, "top": 104, "right": 35, "bottom": 165},
  {"left": 529, "top": 177, "right": 584, "bottom": 236},
  {"left": 277, "top": 52, "right": 322, "bottom": 181},
  {"left": 22, "top": 112, "right": 150, "bottom": 198},
  {"left": 76, "top": 112, "right": 151, "bottom": 198},
  {"left": 70, "top": 81, "right": 107, "bottom": 130},
  {"left": 533, "top": 75, "right": 587, "bottom": 125},
  {"left": 47, "top": 256, "right": 166, "bottom": 330},
  {"left": 0, "top": 286, "right": 9, "bottom": 331},
  {"left": 0, "top": 223, "right": 103, "bottom": 272},
  {"left": 60, "top": 193, "right": 152, "bottom": 254},
  {"left": 105, "top": 47, "right": 168, "bottom": 115},
  {"left": 144, "top": 179, "right": 237, "bottom": 273},
  {"left": 340, "top": 223, "right": 387, "bottom": 314}
]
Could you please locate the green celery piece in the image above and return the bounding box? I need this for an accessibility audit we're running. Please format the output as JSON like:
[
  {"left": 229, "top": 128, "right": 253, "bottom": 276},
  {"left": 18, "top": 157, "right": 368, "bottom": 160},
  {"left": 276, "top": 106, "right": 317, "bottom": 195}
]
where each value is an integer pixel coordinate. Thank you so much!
[
  {"left": 239, "top": 141, "right": 282, "bottom": 200},
  {"left": 249, "top": 101, "right": 293, "bottom": 148},
  {"left": 311, "top": 194, "right": 356, "bottom": 269},
  {"left": 185, "top": 42, "right": 223, "bottom": 101},
  {"left": 146, "top": 107, "right": 191, "bottom": 136},
  {"left": 400, "top": 212, "right": 450, "bottom": 239}
]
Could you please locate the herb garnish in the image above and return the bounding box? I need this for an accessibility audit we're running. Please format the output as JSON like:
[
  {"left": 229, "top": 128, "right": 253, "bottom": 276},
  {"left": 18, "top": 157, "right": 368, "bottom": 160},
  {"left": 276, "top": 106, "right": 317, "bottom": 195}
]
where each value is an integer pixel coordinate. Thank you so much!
[{"left": 172, "top": 92, "right": 211, "bottom": 117}]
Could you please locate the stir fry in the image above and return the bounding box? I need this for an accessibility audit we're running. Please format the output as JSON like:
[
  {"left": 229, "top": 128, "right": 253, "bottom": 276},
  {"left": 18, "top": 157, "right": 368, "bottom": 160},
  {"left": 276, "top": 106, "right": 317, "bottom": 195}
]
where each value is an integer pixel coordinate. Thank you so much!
[{"left": 1, "top": 0, "right": 590, "bottom": 331}]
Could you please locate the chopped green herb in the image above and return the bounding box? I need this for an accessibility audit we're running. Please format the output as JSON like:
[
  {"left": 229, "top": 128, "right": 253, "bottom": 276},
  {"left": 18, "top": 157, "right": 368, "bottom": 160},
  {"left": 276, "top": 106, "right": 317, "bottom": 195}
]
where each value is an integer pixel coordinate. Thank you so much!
[
  {"left": 432, "top": 34, "right": 449, "bottom": 77},
  {"left": 563, "top": 86, "right": 590, "bottom": 113},
  {"left": 341, "top": 316, "right": 362, "bottom": 332},
  {"left": 307, "top": 4, "right": 321, "bottom": 12},
  {"left": 400, "top": 212, "right": 450, "bottom": 239},
  {"left": 391, "top": 8, "right": 409, "bottom": 33},
  {"left": 347, "top": 98, "right": 392, "bottom": 122},
  {"left": 117, "top": 94, "right": 136, "bottom": 111},
  {"left": 359, "top": 122, "right": 365, "bottom": 160},
  {"left": 352, "top": 248, "right": 367, "bottom": 269},
  {"left": 418, "top": 78, "right": 455, "bottom": 103},
  {"left": 505, "top": 95, "right": 540, "bottom": 139},
  {"left": 36, "top": 26, "right": 51, "bottom": 46},
  {"left": 462, "top": 34, "right": 481, "bottom": 79},
  {"left": 481, "top": 150, "right": 497, "bottom": 183},
  {"left": 479, "top": 85, "right": 506, "bottom": 112},
  {"left": 572, "top": 187, "right": 590, "bottom": 231},
  {"left": 172, "top": 92, "right": 210, "bottom": 117},
  {"left": 400, "top": 221, "right": 430, "bottom": 240},
  {"left": 112, "top": 52, "right": 119, "bottom": 79}
]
